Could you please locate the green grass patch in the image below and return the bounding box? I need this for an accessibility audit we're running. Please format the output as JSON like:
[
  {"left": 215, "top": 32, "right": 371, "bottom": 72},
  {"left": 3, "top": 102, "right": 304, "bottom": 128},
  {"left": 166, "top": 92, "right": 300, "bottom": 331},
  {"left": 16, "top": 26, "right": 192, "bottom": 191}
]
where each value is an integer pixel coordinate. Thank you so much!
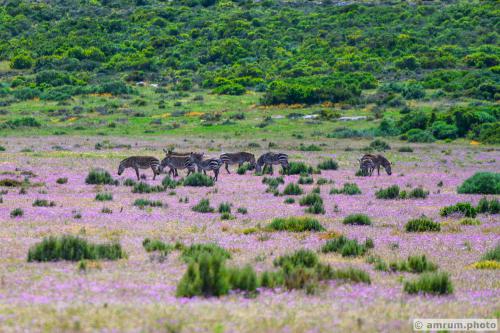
[
  {"left": 404, "top": 272, "right": 453, "bottom": 295},
  {"left": 405, "top": 216, "right": 441, "bottom": 232},
  {"left": 267, "top": 216, "right": 325, "bottom": 232},
  {"left": 343, "top": 213, "right": 372, "bottom": 226}
]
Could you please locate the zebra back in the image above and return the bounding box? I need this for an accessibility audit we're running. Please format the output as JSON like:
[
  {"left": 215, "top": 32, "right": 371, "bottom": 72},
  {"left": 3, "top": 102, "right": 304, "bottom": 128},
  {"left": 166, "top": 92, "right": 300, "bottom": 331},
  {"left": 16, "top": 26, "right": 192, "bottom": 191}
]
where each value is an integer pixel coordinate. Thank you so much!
[{"left": 220, "top": 152, "right": 255, "bottom": 165}]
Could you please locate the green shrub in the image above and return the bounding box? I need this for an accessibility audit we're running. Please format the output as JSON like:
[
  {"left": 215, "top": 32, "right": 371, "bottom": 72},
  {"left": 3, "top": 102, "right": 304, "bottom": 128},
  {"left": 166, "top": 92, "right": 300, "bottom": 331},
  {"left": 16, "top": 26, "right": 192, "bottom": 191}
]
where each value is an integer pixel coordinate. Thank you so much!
[
  {"left": 457, "top": 172, "right": 500, "bottom": 194},
  {"left": 299, "top": 144, "right": 321, "bottom": 151},
  {"left": 218, "top": 202, "right": 232, "bottom": 214},
  {"left": 192, "top": 199, "right": 214, "bottom": 213},
  {"left": 298, "top": 176, "right": 314, "bottom": 184},
  {"left": 286, "top": 162, "right": 313, "bottom": 175},
  {"left": 343, "top": 214, "right": 372, "bottom": 226},
  {"left": 132, "top": 182, "right": 164, "bottom": 193},
  {"left": 56, "top": 177, "right": 68, "bottom": 184},
  {"left": 142, "top": 238, "right": 173, "bottom": 254},
  {"left": 10, "top": 208, "right": 24, "bottom": 217},
  {"left": 181, "top": 243, "right": 231, "bottom": 263},
  {"left": 481, "top": 244, "right": 500, "bottom": 262},
  {"left": 85, "top": 168, "right": 117, "bottom": 185},
  {"left": 284, "top": 197, "right": 295, "bottom": 204},
  {"left": 283, "top": 183, "right": 303, "bottom": 195},
  {"left": 262, "top": 176, "right": 284, "bottom": 189},
  {"left": 317, "top": 159, "right": 338, "bottom": 171},
  {"left": 321, "top": 236, "right": 373, "bottom": 257},
  {"left": 220, "top": 212, "right": 235, "bottom": 220},
  {"left": 161, "top": 176, "right": 179, "bottom": 189},
  {"left": 213, "top": 83, "right": 246, "bottom": 95},
  {"left": 299, "top": 193, "right": 323, "bottom": 206},
  {"left": 375, "top": 185, "right": 400, "bottom": 199},
  {"left": 305, "top": 201, "right": 325, "bottom": 215},
  {"left": 27, "top": 235, "right": 125, "bottom": 262},
  {"left": 95, "top": 193, "right": 113, "bottom": 201},
  {"left": 331, "top": 267, "right": 371, "bottom": 284},
  {"left": 368, "top": 139, "right": 391, "bottom": 151},
  {"left": 459, "top": 218, "right": 481, "bottom": 226},
  {"left": 237, "top": 207, "right": 248, "bottom": 214},
  {"left": 398, "top": 146, "right": 414, "bottom": 152},
  {"left": 267, "top": 216, "right": 325, "bottom": 232},
  {"left": 10, "top": 54, "right": 33, "bottom": 69},
  {"left": 405, "top": 216, "right": 441, "bottom": 232},
  {"left": 134, "top": 198, "right": 163, "bottom": 208},
  {"left": 176, "top": 253, "right": 230, "bottom": 298},
  {"left": 404, "top": 272, "right": 453, "bottom": 295},
  {"left": 408, "top": 187, "right": 429, "bottom": 199},
  {"left": 274, "top": 249, "right": 319, "bottom": 269},
  {"left": 316, "top": 178, "right": 328, "bottom": 185},
  {"left": 33, "top": 199, "right": 56, "bottom": 207},
  {"left": 237, "top": 163, "right": 252, "bottom": 175},
  {"left": 123, "top": 178, "right": 137, "bottom": 186},
  {"left": 330, "top": 183, "right": 361, "bottom": 195},
  {"left": 228, "top": 265, "right": 258, "bottom": 294},
  {"left": 183, "top": 173, "right": 214, "bottom": 187},
  {"left": 405, "top": 129, "right": 436, "bottom": 143},
  {"left": 440, "top": 202, "right": 477, "bottom": 218},
  {"left": 387, "top": 255, "right": 438, "bottom": 273}
]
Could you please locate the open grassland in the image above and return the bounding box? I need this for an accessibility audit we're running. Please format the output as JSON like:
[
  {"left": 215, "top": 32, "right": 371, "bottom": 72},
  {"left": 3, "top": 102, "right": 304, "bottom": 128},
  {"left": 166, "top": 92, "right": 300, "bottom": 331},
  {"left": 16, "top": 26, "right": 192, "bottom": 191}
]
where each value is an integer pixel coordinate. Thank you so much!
[{"left": 0, "top": 136, "right": 498, "bottom": 332}]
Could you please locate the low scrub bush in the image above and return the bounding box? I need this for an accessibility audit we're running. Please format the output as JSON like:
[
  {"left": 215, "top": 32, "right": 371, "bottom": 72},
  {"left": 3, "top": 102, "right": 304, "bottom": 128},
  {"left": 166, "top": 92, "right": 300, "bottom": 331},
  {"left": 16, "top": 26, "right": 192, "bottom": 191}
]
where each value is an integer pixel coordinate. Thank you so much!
[
  {"left": 298, "top": 176, "right": 313, "bottom": 184},
  {"left": 27, "top": 235, "right": 124, "bottom": 262},
  {"left": 162, "top": 176, "right": 180, "bottom": 189},
  {"left": 56, "top": 177, "right": 68, "bottom": 184},
  {"left": 132, "top": 182, "right": 164, "bottom": 193},
  {"left": 457, "top": 172, "right": 499, "bottom": 194},
  {"left": 228, "top": 265, "right": 258, "bottom": 294},
  {"left": 33, "top": 199, "right": 56, "bottom": 207},
  {"left": 375, "top": 185, "right": 400, "bottom": 199},
  {"left": 398, "top": 146, "right": 414, "bottom": 152},
  {"left": 95, "top": 193, "right": 113, "bottom": 201},
  {"left": 286, "top": 162, "right": 313, "bottom": 175},
  {"left": 123, "top": 178, "right": 137, "bottom": 186},
  {"left": 330, "top": 183, "right": 361, "bottom": 195},
  {"left": 408, "top": 187, "right": 429, "bottom": 199},
  {"left": 317, "top": 159, "right": 338, "bottom": 170},
  {"left": 343, "top": 214, "right": 372, "bottom": 226},
  {"left": 183, "top": 173, "right": 214, "bottom": 187},
  {"left": 267, "top": 216, "right": 325, "bottom": 232},
  {"left": 262, "top": 176, "right": 284, "bottom": 189},
  {"left": 305, "top": 201, "right": 325, "bottom": 214},
  {"left": 134, "top": 198, "right": 163, "bottom": 208},
  {"left": 142, "top": 238, "right": 173, "bottom": 254},
  {"left": 192, "top": 199, "right": 214, "bottom": 213},
  {"left": 181, "top": 243, "right": 231, "bottom": 263},
  {"left": 85, "top": 169, "right": 117, "bottom": 185},
  {"left": 283, "top": 183, "right": 303, "bottom": 195},
  {"left": 316, "top": 178, "right": 329, "bottom": 185},
  {"left": 404, "top": 272, "right": 453, "bottom": 295},
  {"left": 237, "top": 207, "right": 248, "bottom": 214},
  {"left": 440, "top": 202, "right": 477, "bottom": 218},
  {"left": 381, "top": 255, "right": 438, "bottom": 273},
  {"left": 321, "top": 236, "right": 373, "bottom": 257},
  {"left": 284, "top": 197, "right": 295, "bottom": 204},
  {"left": 405, "top": 216, "right": 441, "bottom": 232},
  {"left": 10, "top": 208, "right": 24, "bottom": 217},
  {"left": 331, "top": 267, "right": 371, "bottom": 284},
  {"left": 299, "top": 193, "right": 323, "bottom": 206},
  {"left": 459, "top": 218, "right": 481, "bottom": 226},
  {"left": 481, "top": 244, "right": 500, "bottom": 262},
  {"left": 476, "top": 197, "right": 500, "bottom": 214},
  {"left": 218, "top": 202, "right": 232, "bottom": 214},
  {"left": 368, "top": 139, "right": 391, "bottom": 151}
]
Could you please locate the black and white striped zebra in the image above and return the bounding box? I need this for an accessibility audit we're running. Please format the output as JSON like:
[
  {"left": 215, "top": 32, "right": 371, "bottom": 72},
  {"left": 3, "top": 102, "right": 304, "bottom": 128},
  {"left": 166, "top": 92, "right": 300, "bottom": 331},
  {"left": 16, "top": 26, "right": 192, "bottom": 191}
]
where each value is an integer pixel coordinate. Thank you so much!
[
  {"left": 118, "top": 156, "right": 160, "bottom": 180},
  {"left": 359, "top": 154, "right": 392, "bottom": 176},
  {"left": 219, "top": 152, "right": 256, "bottom": 174},
  {"left": 160, "top": 151, "right": 203, "bottom": 177},
  {"left": 359, "top": 156, "right": 375, "bottom": 176},
  {"left": 255, "top": 152, "right": 289, "bottom": 175},
  {"left": 189, "top": 154, "right": 223, "bottom": 181}
]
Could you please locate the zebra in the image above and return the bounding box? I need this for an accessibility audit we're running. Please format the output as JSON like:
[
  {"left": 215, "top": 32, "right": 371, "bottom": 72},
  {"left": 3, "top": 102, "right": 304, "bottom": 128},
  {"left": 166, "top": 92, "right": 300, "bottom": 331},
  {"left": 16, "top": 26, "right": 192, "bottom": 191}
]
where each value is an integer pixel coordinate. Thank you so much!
[
  {"left": 359, "top": 156, "right": 376, "bottom": 176},
  {"left": 255, "top": 152, "right": 289, "bottom": 175},
  {"left": 117, "top": 156, "right": 160, "bottom": 180},
  {"left": 219, "top": 152, "right": 256, "bottom": 174},
  {"left": 189, "top": 154, "right": 223, "bottom": 181},
  {"left": 360, "top": 154, "right": 392, "bottom": 176},
  {"left": 159, "top": 154, "right": 201, "bottom": 178},
  {"left": 161, "top": 151, "right": 203, "bottom": 177}
]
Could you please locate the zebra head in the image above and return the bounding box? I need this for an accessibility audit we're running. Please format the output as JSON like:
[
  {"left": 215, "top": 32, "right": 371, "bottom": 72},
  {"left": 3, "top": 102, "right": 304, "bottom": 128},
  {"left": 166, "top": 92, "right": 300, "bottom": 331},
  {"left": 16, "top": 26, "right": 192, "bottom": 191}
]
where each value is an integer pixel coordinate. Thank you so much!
[
  {"left": 384, "top": 162, "right": 392, "bottom": 175},
  {"left": 117, "top": 163, "right": 125, "bottom": 176},
  {"left": 159, "top": 156, "right": 170, "bottom": 173}
]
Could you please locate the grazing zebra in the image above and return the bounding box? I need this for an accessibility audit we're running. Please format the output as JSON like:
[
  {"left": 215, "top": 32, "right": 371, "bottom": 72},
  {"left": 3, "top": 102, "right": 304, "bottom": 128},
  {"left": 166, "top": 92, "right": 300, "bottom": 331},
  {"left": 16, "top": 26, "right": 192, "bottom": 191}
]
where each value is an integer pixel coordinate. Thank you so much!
[
  {"left": 189, "top": 154, "right": 223, "bottom": 181},
  {"left": 159, "top": 154, "right": 201, "bottom": 178},
  {"left": 255, "top": 152, "right": 289, "bottom": 175},
  {"left": 161, "top": 151, "right": 203, "bottom": 177},
  {"left": 219, "top": 152, "right": 256, "bottom": 174},
  {"left": 359, "top": 156, "right": 376, "bottom": 176},
  {"left": 118, "top": 156, "right": 160, "bottom": 180},
  {"left": 360, "top": 154, "right": 392, "bottom": 176}
]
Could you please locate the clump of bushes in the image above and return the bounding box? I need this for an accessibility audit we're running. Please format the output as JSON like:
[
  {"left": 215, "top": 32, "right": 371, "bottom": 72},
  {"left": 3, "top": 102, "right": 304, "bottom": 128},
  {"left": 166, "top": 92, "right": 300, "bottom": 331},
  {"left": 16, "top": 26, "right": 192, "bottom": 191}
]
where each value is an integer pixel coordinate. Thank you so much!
[
  {"left": 284, "top": 197, "right": 295, "bottom": 204},
  {"left": 132, "top": 182, "right": 164, "bottom": 194},
  {"left": 330, "top": 183, "right": 361, "bottom": 195},
  {"left": 321, "top": 236, "right": 374, "bottom": 257},
  {"left": 218, "top": 202, "right": 232, "bottom": 214},
  {"left": 298, "top": 176, "right": 314, "bottom": 184},
  {"left": 374, "top": 255, "right": 437, "bottom": 273},
  {"left": 343, "top": 214, "right": 372, "bottom": 226},
  {"left": 408, "top": 187, "right": 429, "bottom": 199},
  {"left": 85, "top": 169, "right": 117, "bottom": 185},
  {"left": 33, "top": 199, "right": 56, "bottom": 207},
  {"left": 376, "top": 185, "right": 428, "bottom": 199},
  {"left": 457, "top": 172, "right": 499, "bottom": 194},
  {"left": 27, "top": 235, "right": 125, "bottom": 262},
  {"left": 440, "top": 202, "right": 477, "bottom": 218},
  {"left": 95, "top": 193, "right": 113, "bottom": 201},
  {"left": 317, "top": 159, "right": 338, "bottom": 170},
  {"left": 405, "top": 216, "right": 441, "bottom": 232},
  {"left": 404, "top": 272, "right": 453, "bottom": 295},
  {"left": 134, "top": 199, "right": 163, "bottom": 208},
  {"left": 10, "top": 208, "right": 24, "bottom": 217},
  {"left": 305, "top": 201, "right": 325, "bottom": 215},
  {"left": 181, "top": 243, "right": 231, "bottom": 263},
  {"left": 162, "top": 176, "right": 180, "bottom": 189},
  {"left": 267, "top": 216, "right": 325, "bottom": 232},
  {"left": 192, "top": 199, "right": 214, "bottom": 213},
  {"left": 262, "top": 176, "right": 284, "bottom": 189},
  {"left": 283, "top": 183, "right": 303, "bottom": 195},
  {"left": 476, "top": 197, "right": 500, "bottom": 214},
  {"left": 375, "top": 185, "right": 401, "bottom": 199},
  {"left": 142, "top": 238, "right": 173, "bottom": 254},
  {"left": 183, "top": 173, "right": 214, "bottom": 187},
  {"left": 368, "top": 139, "right": 391, "bottom": 151},
  {"left": 123, "top": 178, "right": 137, "bottom": 186},
  {"left": 459, "top": 218, "right": 481, "bottom": 226},
  {"left": 56, "top": 177, "right": 68, "bottom": 184},
  {"left": 398, "top": 146, "right": 413, "bottom": 153},
  {"left": 299, "top": 193, "right": 325, "bottom": 214},
  {"left": 482, "top": 244, "right": 500, "bottom": 262},
  {"left": 285, "top": 162, "right": 314, "bottom": 175},
  {"left": 237, "top": 163, "right": 252, "bottom": 175}
]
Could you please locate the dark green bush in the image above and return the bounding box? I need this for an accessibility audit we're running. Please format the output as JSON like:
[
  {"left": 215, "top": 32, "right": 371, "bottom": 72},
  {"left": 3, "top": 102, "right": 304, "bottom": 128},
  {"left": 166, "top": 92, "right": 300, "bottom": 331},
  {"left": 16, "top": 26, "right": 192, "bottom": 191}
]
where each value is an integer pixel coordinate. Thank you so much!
[
  {"left": 142, "top": 238, "right": 173, "bottom": 254},
  {"left": 286, "top": 162, "right": 313, "bottom": 175},
  {"left": 132, "top": 182, "right": 164, "bottom": 193},
  {"left": 405, "top": 216, "right": 441, "bottom": 232},
  {"left": 284, "top": 197, "right": 295, "bottom": 204},
  {"left": 368, "top": 139, "right": 391, "bottom": 151},
  {"left": 134, "top": 198, "right": 163, "bottom": 208},
  {"left": 330, "top": 183, "right": 361, "bottom": 195},
  {"left": 123, "top": 178, "right": 137, "bottom": 186},
  {"left": 183, "top": 173, "right": 214, "bottom": 187},
  {"left": 375, "top": 185, "right": 400, "bottom": 199},
  {"left": 317, "top": 159, "right": 338, "bottom": 170},
  {"left": 299, "top": 144, "right": 321, "bottom": 152},
  {"left": 192, "top": 199, "right": 214, "bottom": 213},
  {"left": 267, "top": 216, "right": 325, "bottom": 232},
  {"left": 299, "top": 193, "right": 323, "bottom": 206},
  {"left": 274, "top": 249, "right": 319, "bottom": 269},
  {"left": 283, "top": 183, "right": 303, "bottom": 195},
  {"left": 85, "top": 169, "right": 116, "bottom": 185},
  {"left": 33, "top": 199, "right": 56, "bottom": 207},
  {"left": 481, "top": 244, "right": 500, "bottom": 262},
  {"left": 330, "top": 267, "right": 371, "bottom": 284},
  {"left": 321, "top": 236, "right": 373, "bottom": 257},
  {"left": 398, "top": 146, "right": 414, "bottom": 152},
  {"left": 27, "top": 235, "right": 125, "bottom": 262},
  {"left": 228, "top": 265, "right": 258, "bottom": 294},
  {"left": 440, "top": 202, "right": 477, "bottom": 218},
  {"left": 95, "top": 193, "right": 113, "bottom": 201},
  {"left": 457, "top": 172, "right": 500, "bottom": 195},
  {"left": 343, "top": 214, "right": 372, "bottom": 226},
  {"left": 305, "top": 201, "right": 325, "bottom": 215},
  {"left": 218, "top": 202, "right": 231, "bottom": 214},
  {"left": 213, "top": 83, "right": 246, "bottom": 95},
  {"left": 162, "top": 176, "right": 179, "bottom": 189},
  {"left": 10, "top": 208, "right": 24, "bottom": 217},
  {"left": 181, "top": 243, "right": 231, "bottom": 263},
  {"left": 404, "top": 272, "right": 453, "bottom": 295},
  {"left": 298, "top": 176, "right": 314, "bottom": 184},
  {"left": 56, "top": 177, "right": 68, "bottom": 184},
  {"left": 405, "top": 129, "right": 436, "bottom": 143}
]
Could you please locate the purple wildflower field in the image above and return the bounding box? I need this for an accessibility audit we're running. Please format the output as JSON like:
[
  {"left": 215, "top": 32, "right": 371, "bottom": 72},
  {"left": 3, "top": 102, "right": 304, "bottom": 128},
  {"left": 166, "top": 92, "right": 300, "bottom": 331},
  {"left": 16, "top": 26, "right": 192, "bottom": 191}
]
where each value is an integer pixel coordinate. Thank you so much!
[{"left": 0, "top": 137, "right": 498, "bottom": 332}]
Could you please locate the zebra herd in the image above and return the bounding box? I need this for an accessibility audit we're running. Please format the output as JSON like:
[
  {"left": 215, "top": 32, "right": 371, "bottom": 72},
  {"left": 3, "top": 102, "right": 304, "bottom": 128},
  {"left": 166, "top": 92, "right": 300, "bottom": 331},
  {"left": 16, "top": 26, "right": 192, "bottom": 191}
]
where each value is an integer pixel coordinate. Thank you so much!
[
  {"left": 117, "top": 151, "right": 290, "bottom": 181},
  {"left": 117, "top": 150, "right": 392, "bottom": 181}
]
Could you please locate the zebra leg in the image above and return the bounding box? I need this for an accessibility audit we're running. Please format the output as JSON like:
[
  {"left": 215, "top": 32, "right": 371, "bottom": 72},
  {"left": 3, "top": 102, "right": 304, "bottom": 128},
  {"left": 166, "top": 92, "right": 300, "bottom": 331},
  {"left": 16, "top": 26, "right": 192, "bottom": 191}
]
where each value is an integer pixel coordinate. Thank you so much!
[
  {"left": 269, "top": 164, "right": 273, "bottom": 175},
  {"left": 152, "top": 166, "right": 157, "bottom": 180},
  {"left": 225, "top": 163, "right": 230, "bottom": 174},
  {"left": 213, "top": 169, "right": 219, "bottom": 181},
  {"left": 134, "top": 167, "right": 140, "bottom": 180},
  {"left": 377, "top": 165, "right": 380, "bottom": 176}
]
